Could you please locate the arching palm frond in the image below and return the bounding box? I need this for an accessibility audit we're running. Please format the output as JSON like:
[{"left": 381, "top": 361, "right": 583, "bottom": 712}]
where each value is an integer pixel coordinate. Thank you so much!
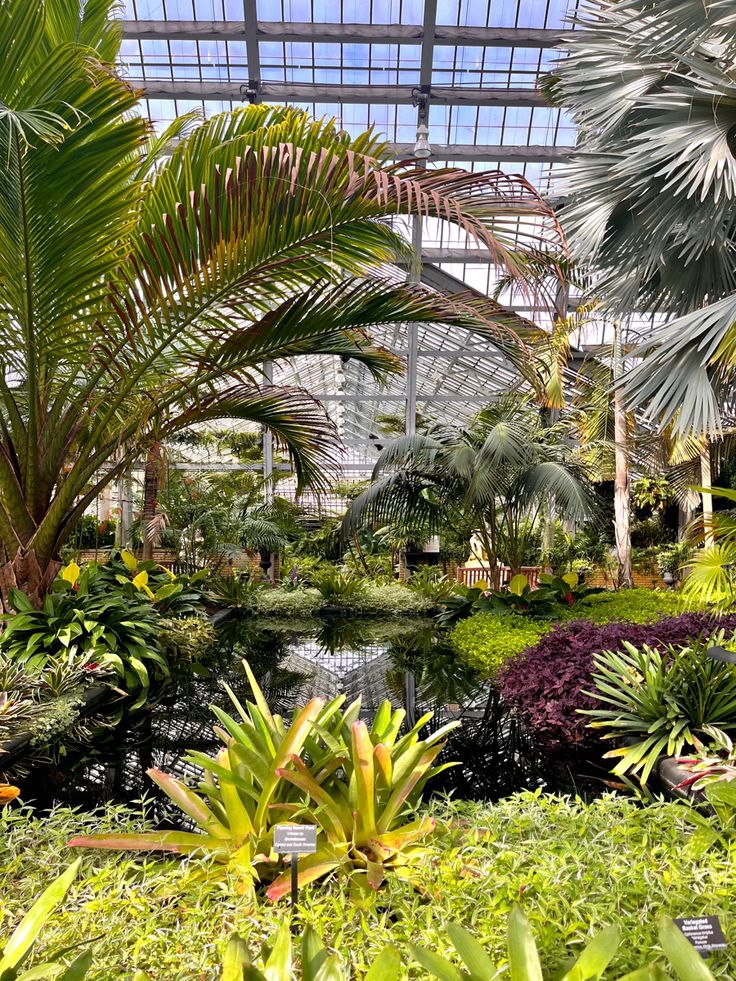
[
  {"left": 0, "top": 0, "right": 565, "bottom": 606},
  {"left": 344, "top": 398, "right": 592, "bottom": 571}
]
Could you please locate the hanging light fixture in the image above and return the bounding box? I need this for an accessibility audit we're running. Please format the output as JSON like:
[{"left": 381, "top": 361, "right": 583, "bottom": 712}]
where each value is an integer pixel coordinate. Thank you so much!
[
  {"left": 413, "top": 122, "right": 432, "bottom": 159},
  {"left": 411, "top": 86, "right": 432, "bottom": 160}
]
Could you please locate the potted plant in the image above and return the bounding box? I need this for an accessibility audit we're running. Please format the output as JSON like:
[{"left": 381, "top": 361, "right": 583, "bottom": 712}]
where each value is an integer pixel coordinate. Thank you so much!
[{"left": 656, "top": 542, "right": 691, "bottom": 587}]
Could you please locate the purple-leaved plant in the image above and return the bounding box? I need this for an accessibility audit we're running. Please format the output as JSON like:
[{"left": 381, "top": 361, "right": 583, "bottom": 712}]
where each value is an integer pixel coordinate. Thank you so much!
[{"left": 499, "top": 612, "right": 736, "bottom": 750}]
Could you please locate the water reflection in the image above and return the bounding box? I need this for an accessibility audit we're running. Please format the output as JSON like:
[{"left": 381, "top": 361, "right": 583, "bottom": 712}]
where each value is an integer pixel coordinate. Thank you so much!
[{"left": 16, "top": 615, "right": 597, "bottom": 815}]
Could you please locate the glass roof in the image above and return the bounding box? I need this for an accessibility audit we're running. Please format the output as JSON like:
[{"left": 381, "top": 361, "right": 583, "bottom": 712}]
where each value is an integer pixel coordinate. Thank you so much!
[{"left": 116, "top": 0, "right": 580, "bottom": 474}]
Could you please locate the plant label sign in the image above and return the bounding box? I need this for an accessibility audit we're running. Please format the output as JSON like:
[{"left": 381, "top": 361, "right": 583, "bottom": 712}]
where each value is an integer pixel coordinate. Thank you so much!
[
  {"left": 673, "top": 916, "right": 727, "bottom": 953},
  {"left": 274, "top": 824, "right": 317, "bottom": 855}
]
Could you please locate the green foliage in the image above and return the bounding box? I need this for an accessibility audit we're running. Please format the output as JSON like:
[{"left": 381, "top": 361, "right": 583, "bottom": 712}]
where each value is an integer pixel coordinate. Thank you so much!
[
  {"left": 583, "top": 638, "right": 736, "bottom": 784},
  {"left": 4, "top": 794, "right": 736, "bottom": 978},
  {"left": 346, "top": 583, "right": 432, "bottom": 616},
  {"left": 145, "top": 923, "right": 400, "bottom": 981},
  {"left": 0, "top": 572, "right": 166, "bottom": 700},
  {"left": 633, "top": 477, "right": 673, "bottom": 514},
  {"left": 68, "top": 514, "right": 117, "bottom": 550},
  {"left": 68, "top": 660, "right": 452, "bottom": 899},
  {"left": 577, "top": 590, "right": 686, "bottom": 625},
  {"left": 253, "top": 589, "right": 325, "bottom": 618},
  {"left": 0, "top": 859, "right": 92, "bottom": 980},
  {"left": 406, "top": 566, "right": 459, "bottom": 603},
  {"left": 411, "top": 905, "right": 716, "bottom": 980},
  {"left": 207, "top": 570, "right": 263, "bottom": 609},
  {"left": 346, "top": 395, "right": 593, "bottom": 575},
  {"left": 249, "top": 582, "right": 432, "bottom": 618},
  {"left": 656, "top": 543, "right": 693, "bottom": 578},
  {"left": 0, "top": 653, "right": 110, "bottom": 751},
  {"left": 451, "top": 614, "right": 548, "bottom": 677},
  {"left": 312, "top": 569, "right": 367, "bottom": 603},
  {"left": 158, "top": 616, "right": 215, "bottom": 664},
  {"left": 91, "top": 551, "right": 209, "bottom": 619}
]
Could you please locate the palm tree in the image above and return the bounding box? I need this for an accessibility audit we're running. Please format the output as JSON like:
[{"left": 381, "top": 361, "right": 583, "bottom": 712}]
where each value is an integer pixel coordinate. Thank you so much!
[
  {"left": 0, "top": 0, "right": 563, "bottom": 609},
  {"left": 344, "top": 395, "right": 592, "bottom": 578},
  {"left": 549, "top": 0, "right": 736, "bottom": 436}
]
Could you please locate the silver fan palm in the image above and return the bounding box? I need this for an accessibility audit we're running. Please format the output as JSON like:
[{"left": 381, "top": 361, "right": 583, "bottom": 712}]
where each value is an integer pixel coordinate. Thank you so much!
[{"left": 552, "top": 0, "right": 736, "bottom": 436}]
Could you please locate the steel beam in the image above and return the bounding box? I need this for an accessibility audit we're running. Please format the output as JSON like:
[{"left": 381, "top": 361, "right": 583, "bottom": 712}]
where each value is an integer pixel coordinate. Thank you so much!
[
  {"left": 134, "top": 79, "right": 546, "bottom": 107},
  {"left": 421, "top": 248, "right": 504, "bottom": 263},
  {"left": 387, "top": 143, "right": 571, "bottom": 162},
  {"left": 242, "top": 0, "right": 261, "bottom": 101},
  {"left": 121, "top": 20, "right": 572, "bottom": 47}
]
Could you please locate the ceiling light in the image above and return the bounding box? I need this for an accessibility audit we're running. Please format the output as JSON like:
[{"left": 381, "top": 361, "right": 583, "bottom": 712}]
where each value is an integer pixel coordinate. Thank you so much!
[{"left": 413, "top": 123, "right": 432, "bottom": 159}]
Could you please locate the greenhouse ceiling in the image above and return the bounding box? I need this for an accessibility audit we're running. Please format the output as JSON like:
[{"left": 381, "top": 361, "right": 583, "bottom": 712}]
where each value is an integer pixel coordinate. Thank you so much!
[{"left": 117, "top": 0, "right": 581, "bottom": 467}]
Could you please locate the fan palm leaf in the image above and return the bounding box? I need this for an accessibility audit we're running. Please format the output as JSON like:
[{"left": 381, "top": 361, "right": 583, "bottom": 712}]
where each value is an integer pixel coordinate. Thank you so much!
[{"left": 551, "top": 0, "right": 736, "bottom": 436}]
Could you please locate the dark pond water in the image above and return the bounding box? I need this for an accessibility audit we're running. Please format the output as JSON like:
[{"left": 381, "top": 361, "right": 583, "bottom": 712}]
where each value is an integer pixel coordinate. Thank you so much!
[{"left": 16, "top": 615, "right": 609, "bottom": 820}]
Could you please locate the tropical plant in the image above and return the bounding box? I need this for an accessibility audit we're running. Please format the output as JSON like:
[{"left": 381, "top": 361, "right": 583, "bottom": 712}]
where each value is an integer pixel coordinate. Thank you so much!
[
  {"left": 158, "top": 616, "right": 215, "bottom": 664},
  {"left": 311, "top": 569, "right": 366, "bottom": 604},
  {"left": 89, "top": 550, "right": 209, "bottom": 618},
  {"left": 0, "top": 571, "right": 166, "bottom": 699},
  {"left": 677, "top": 730, "right": 736, "bottom": 792},
  {"left": 67, "top": 659, "right": 325, "bottom": 890},
  {"left": 537, "top": 572, "right": 606, "bottom": 608},
  {"left": 345, "top": 395, "right": 592, "bottom": 578},
  {"left": 133, "top": 922, "right": 400, "bottom": 981},
  {"left": 207, "top": 570, "right": 263, "bottom": 609},
  {"left": 0, "top": 0, "right": 561, "bottom": 611},
  {"left": 583, "top": 638, "right": 736, "bottom": 783},
  {"left": 0, "top": 860, "right": 93, "bottom": 980},
  {"left": 406, "top": 565, "right": 458, "bottom": 603},
  {"left": 676, "top": 486, "right": 736, "bottom": 608},
  {"left": 411, "top": 905, "right": 717, "bottom": 980},
  {"left": 500, "top": 611, "right": 736, "bottom": 749},
  {"left": 656, "top": 543, "right": 692, "bottom": 580},
  {"left": 550, "top": 0, "right": 736, "bottom": 440},
  {"left": 68, "top": 659, "right": 455, "bottom": 898},
  {"left": 268, "top": 700, "right": 457, "bottom": 899}
]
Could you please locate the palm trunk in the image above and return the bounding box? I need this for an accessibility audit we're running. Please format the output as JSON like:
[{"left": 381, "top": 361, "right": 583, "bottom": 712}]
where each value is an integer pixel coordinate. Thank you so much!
[
  {"left": 613, "top": 323, "right": 633, "bottom": 588},
  {"left": 141, "top": 441, "right": 162, "bottom": 561},
  {"left": 0, "top": 549, "right": 61, "bottom": 611},
  {"left": 700, "top": 442, "right": 714, "bottom": 547}
]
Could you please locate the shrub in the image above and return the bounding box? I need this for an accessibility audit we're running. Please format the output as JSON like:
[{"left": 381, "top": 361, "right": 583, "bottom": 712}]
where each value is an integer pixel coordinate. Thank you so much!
[
  {"left": 451, "top": 614, "right": 547, "bottom": 677},
  {"left": 576, "top": 589, "right": 686, "bottom": 625},
  {"left": 253, "top": 588, "right": 323, "bottom": 617},
  {"left": 347, "top": 583, "right": 432, "bottom": 616},
  {"left": 500, "top": 612, "right": 736, "bottom": 749},
  {"left": 250, "top": 583, "right": 432, "bottom": 618},
  {"left": 158, "top": 616, "right": 215, "bottom": 663}
]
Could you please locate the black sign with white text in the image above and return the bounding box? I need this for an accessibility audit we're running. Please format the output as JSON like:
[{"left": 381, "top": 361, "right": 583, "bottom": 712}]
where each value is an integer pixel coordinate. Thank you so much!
[
  {"left": 673, "top": 916, "right": 727, "bottom": 953},
  {"left": 273, "top": 824, "right": 318, "bottom": 855}
]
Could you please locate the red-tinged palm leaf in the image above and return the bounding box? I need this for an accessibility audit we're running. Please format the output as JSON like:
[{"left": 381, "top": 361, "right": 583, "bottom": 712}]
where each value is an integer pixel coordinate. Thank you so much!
[
  {"left": 67, "top": 831, "right": 230, "bottom": 857},
  {"left": 266, "top": 845, "right": 346, "bottom": 901},
  {"left": 146, "top": 768, "right": 232, "bottom": 839},
  {"left": 351, "top": 721, "right": 377, "bottom": 836}
]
